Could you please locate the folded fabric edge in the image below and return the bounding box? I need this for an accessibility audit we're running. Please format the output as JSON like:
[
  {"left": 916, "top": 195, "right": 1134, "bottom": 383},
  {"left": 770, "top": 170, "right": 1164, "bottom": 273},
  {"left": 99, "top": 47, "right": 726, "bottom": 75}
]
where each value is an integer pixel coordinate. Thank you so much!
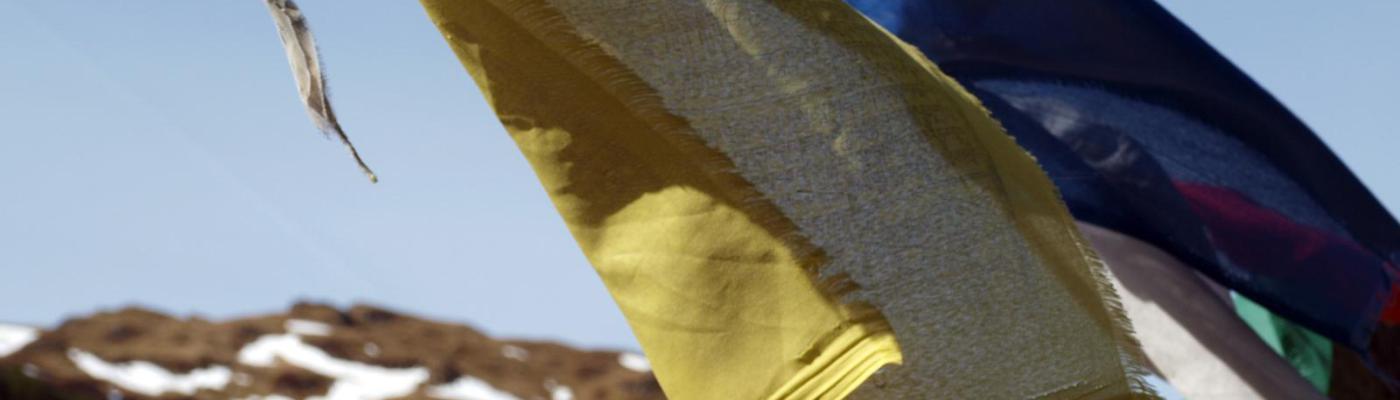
[{"left": 771, "top": 324, "right": 902, "bottom": 400}]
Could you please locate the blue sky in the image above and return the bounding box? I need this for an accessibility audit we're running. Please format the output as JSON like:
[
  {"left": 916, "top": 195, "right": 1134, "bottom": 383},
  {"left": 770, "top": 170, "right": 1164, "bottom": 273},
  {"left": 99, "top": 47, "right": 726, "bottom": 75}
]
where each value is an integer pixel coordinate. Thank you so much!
[{"left": 1, "top": 1, "right": 1395, "bottom": 351}]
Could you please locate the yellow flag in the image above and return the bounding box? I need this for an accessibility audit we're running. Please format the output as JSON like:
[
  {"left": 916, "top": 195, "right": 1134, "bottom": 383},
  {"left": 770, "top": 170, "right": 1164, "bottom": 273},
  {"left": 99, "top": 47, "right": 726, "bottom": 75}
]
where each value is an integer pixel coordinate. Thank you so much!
[{"left": 418, "top": 1, "right": 1155, "bottom": 398}]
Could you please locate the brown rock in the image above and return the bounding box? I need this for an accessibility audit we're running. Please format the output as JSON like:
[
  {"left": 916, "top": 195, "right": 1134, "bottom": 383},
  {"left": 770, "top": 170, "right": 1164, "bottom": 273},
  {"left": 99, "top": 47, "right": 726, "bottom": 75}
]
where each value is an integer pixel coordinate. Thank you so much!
[{"left": 0, "top": 303, "right": 665, "bottom": 400}]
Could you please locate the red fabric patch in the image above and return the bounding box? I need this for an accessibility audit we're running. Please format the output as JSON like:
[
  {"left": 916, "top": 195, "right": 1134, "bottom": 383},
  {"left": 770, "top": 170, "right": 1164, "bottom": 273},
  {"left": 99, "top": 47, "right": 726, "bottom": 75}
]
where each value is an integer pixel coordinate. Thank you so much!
[{"left": 1175, "top": 182, "right": 1394, "bottom": 325}]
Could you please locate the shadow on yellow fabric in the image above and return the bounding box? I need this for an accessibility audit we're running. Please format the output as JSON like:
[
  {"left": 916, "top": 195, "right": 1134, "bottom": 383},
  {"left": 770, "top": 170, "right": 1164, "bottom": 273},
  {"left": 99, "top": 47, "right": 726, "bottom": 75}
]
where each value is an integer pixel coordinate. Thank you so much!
[{"left": 418, "top": 1, "right": 1156, "bottom": 398}]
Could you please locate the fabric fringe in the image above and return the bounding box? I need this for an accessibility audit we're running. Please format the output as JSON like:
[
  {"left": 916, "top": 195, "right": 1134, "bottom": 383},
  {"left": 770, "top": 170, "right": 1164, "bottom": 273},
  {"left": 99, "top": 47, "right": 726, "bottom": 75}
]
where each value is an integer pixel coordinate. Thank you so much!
[
  {"left": 811, "top": 2, "right": 1159, "bottom": 396},
  {"left": 426, "top": 0, "right": 1157, "bottom": 397},
  {"left": 429, "top": 1, "right": 897, "bottom": 398},
  {"left": 264, "top": 0, "right": 377, "bottom": 183},
  {"left": 935, "top": 49, "right": 1160, "bottom": 399}
]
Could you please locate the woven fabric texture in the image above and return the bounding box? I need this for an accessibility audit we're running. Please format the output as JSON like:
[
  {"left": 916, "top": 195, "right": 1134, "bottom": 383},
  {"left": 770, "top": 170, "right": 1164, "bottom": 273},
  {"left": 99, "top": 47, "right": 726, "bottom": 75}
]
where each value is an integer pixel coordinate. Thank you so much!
[{"left": 420, "top": 1, "right": 1153, "bottom": 398}]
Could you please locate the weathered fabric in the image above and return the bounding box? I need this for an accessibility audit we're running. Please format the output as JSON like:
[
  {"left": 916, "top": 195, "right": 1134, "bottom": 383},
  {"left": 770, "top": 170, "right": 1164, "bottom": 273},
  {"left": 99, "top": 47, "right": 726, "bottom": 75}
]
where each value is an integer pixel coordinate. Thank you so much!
[
  {"left": 419, "top": 1, "right": 1152, "bottom": 398},
  {"left": 264, "top": 0, "right": 376, "bottom": 182},
  {"left": 847, "top": 0, "right": 1400, "bottom": 359},
  {"left": 1082, "top": 222, "right": 1326, "bottom": 399}
]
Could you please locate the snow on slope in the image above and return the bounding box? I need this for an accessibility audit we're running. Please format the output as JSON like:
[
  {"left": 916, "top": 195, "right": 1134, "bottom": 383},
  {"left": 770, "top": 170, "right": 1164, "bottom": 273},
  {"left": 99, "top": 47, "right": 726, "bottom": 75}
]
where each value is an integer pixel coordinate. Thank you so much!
[
  {"left": 0, "top": 323, "right": 39, "bottom": 357},
  {"left": 239, "top": 332, "right": 429, "bottom": 400},
  {"left": 0, "top": 304, "right": 664, "bottom": 399},
  {"left": 618, "top": 352, "right": 651, "bottom": 372},
  {"left": 425, "top": 376, "right": 520, "bottom": 400},
  {"left": 68, "top": 349, "right": 231, "bottom": 396}
]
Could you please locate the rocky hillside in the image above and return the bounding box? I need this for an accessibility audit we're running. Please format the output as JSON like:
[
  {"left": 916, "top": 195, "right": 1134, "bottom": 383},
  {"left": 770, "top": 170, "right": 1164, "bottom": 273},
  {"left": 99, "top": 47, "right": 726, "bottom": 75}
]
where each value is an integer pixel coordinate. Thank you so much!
[{"left": 0, "top": 303, "right": 664, "bottom": 400}]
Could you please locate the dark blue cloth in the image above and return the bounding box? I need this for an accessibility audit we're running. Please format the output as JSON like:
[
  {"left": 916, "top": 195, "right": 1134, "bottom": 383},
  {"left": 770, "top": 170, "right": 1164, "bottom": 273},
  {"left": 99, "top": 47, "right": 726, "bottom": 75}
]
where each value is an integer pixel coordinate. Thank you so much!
[{"left": 848, "top": 0, "right": 1400, "bottom": 354}]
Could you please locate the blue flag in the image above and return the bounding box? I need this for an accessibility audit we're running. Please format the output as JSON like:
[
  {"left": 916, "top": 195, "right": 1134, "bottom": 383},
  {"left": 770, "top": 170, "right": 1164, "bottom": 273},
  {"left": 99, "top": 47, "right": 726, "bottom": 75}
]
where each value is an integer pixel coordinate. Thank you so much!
[{"left": 848, "top": 0, "right": 1400, "bottom": 363}]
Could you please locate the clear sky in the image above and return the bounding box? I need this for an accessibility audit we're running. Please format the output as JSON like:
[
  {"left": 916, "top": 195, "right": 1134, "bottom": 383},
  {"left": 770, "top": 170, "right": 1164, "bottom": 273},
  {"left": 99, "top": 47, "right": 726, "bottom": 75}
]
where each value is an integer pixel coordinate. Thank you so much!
[{"left": 1, "top": 1, "right": 1395, "bottom": 352}]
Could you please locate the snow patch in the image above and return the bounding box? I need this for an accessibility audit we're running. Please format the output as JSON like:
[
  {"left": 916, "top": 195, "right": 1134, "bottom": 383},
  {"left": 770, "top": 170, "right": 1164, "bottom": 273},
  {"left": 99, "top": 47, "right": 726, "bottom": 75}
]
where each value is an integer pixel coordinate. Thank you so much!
[
  {"left": 0, "top": 324, "right": 39, "bottom": 357},
  {"left": 237, "top": 333, "right": 428, "bottom": 400},
  {"left": 425, "top": 376, "right": 519, "bottom": 400},
  {"left": 285, "top": 319, "right": 333, "bottom": 336},
  {"left": 500, "top": 345, "right": 528, "bottom": 361},
  {"left": 545, "top": 380, "right": 574, "bottom": 400},
  {"left": 67, "top": 348, "right": 231, "bottom": 396},
  {"left": 234, "top": 395, "right": 295, "bottom": 400},
  {"left": 617, "top": 352, "right": 650, "bottom": 372}
]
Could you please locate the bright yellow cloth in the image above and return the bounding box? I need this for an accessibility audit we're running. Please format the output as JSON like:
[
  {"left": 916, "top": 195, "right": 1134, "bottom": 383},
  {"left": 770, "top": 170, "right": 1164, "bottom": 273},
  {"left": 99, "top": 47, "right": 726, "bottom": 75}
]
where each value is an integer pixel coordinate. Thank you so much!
[{"left": 418, "top": 1, "right": 1153, "bottom": 398}]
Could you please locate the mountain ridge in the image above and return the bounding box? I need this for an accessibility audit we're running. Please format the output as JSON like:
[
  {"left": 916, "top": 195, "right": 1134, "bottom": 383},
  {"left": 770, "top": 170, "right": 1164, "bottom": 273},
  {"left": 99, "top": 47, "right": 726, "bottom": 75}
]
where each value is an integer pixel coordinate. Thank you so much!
[{"left": 0, "top": 303, "right": 664, "bottom": 400}]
